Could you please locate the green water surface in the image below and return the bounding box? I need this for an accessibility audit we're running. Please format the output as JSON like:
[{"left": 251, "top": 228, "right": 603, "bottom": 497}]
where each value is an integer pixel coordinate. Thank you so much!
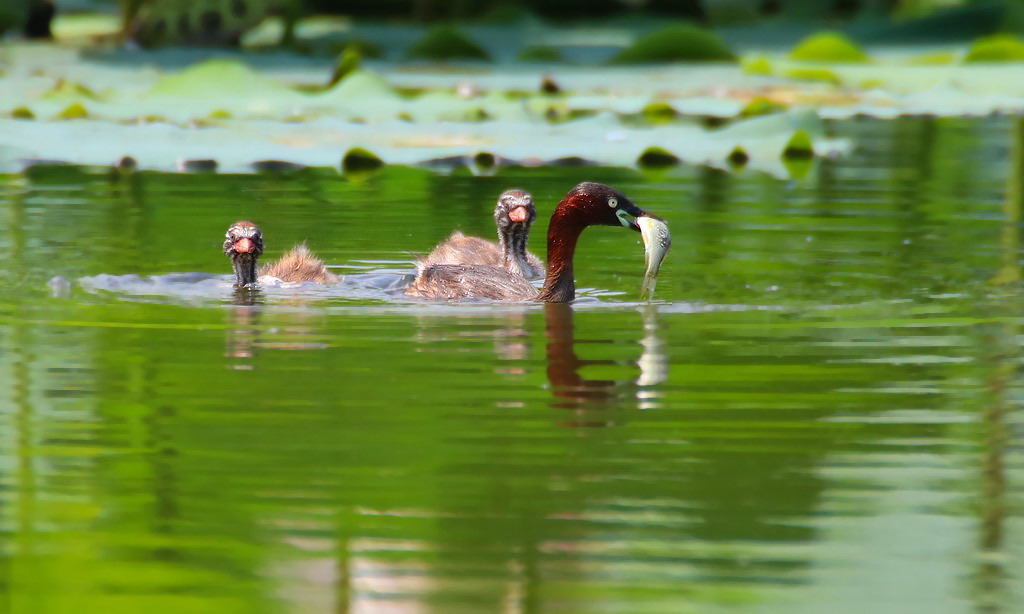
[{"left": 0, "top": 117, "right": 1022, "bottom": 613}]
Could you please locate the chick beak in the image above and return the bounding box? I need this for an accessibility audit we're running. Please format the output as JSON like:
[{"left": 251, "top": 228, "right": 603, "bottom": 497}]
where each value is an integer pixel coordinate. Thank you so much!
[
  {"left": 233, "top": 238, "right": 255, "bottom": 254},
  {"left": 508, "top": 206, "right": 528, "bottom": 224}
]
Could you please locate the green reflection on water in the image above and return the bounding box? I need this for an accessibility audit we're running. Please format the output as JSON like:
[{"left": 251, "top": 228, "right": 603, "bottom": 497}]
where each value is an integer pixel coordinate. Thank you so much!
[{"left": 0, "top": 117, "right": 1023, "bottom": 613}]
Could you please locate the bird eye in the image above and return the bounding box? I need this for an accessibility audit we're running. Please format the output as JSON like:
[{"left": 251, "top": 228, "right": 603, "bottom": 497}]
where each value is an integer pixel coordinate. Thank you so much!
[{"left": 608, "top": 197, "right": 618, "bottom": 208}]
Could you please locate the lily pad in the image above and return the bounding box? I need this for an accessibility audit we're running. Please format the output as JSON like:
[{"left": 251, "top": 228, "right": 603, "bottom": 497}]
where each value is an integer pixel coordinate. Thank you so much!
[
  {"left": 329, "top": 46, "right": 362, "bottom": 86},
  {"left": 641, "top": 102, "right": 677, "bottom": 123},
  {"left": 143, "top": 58, "right": 306, "bottom": 120},
  {"left": 783, "top": 130, "right": 814, "bottom": 158},
  {"left": 741, "top": 97, "right": 788, "bottom": 117},
  {"left": 148, "top": 59, "right": 292, "bottom": 99},
  {"left": 518, "top": 45, "right": 564, "bottom": 63},
  {"left": 0, "top": 109, "right": 850, "bottom": 178},
  {"left": 342, "top": 147, "right": 383, "bottom": 173},
  {"left": 788, "top": 32, "right": 871, "bottom": 63},
  {"left": 16, "top": 31, "right": 1024, "bottom": 176},
  {"left": 783, "top": 68, "right": 842, "bottom": 85},
  {"left": 741, "top": 54, "right": 774, "bottom": 76},
  {"left": 406, "top": 25, "right": 490, "bottom": 61},
  {"left": 314, "top": 69, "right": 404, "bottom": 121},
  {"left": 58, "top": 102, "right": 89, "bottom": 119},
  {"left": 905, "top": 52, "right": 958, "bottom": 65},
  {"left": 637, "top": 146, "right": 680, "bottom": 167},
  {"left": 609, "top": 23, "right": 736, "bottom": 64},
  {"left": 964, "top": 34, "right": 1024, "bottom": 63}
]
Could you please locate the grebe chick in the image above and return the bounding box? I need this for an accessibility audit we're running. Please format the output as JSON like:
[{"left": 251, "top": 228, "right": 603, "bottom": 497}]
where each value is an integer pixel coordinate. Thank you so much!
[
  {"left": 418, "top": 189, "right": 545, "bottom": 279},
  {"left": 405, "top": 182, "right": 665, "bottom": 302},
  {"left": 223, "top": 221, "right": 338, "bottom": 286}
]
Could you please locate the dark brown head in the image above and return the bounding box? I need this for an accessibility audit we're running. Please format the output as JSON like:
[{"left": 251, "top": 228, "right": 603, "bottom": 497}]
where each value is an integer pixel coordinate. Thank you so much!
[
  {"left": 494, "top": 189, "right": 536, "bottom": 233},
  {"left": 538, "top": 182, "right": 658, "bottom": 303},
  {"left": 224, "top": 221, "right": 264, "bottom": 286},
  {"left": 554, "top": 182, "right": 655, "bottom": 231}
]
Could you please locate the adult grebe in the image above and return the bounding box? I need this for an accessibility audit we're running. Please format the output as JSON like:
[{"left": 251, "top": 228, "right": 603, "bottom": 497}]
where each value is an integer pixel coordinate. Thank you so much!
[{"left": 405, "top": 182, "right": 665, "bottom": 302}]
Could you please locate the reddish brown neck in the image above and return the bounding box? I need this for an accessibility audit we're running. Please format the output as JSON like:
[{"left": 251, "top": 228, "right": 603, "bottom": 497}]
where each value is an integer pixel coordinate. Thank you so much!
[{"left": 538, "top": 208, "right": 585, "bottom": 303}]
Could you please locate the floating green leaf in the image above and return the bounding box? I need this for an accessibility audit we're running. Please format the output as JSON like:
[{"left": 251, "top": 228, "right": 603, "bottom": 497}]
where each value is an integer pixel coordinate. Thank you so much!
[
  {"left": 741, "top": 54, "right": 774, "bottom": 76},
  {"left": 144, "top": 59, "right": 305, "bottom": 120},
  {"left": 964, "top": 34, "right": 1024, "bottom": 63},
  {"left": 789, "top": 32, "right": 871, "bottom": 63},
  {"left": 148, "top": 59, "right": 292, "bottom": 99},
  {"left": 783, "top": 68, "right": 842, "bottom": 85},
  {"left": 0, "top": 110, "right": 851, "bottom": 178},
  {"left": 905, "top": 52, "right": 958, "bottom": 65},
  {"left": 329, "top": 45, "right": 362, "bottom": 87},
  {"left": 741, "top": 98, "right": 788, "bottom": 117},
  {"left": 321, "top": 69, "right": 398, "bottom": 102},
  {"left": 637, "top": 147, "right": 680, "bottom": 167},
  {"left": 335, "top": 39, "right": 383, "bottom": 59},
  {"left": 518, "top": 45, "right": 564, "bottom": 62},
  {"left": 728, "top": 146, "right": 748, "bottom": 167},
  {"left": 342, "top": 147, "right": 383, "bottom": 173},
  {"left": 58, "top": 102, "right": 88, "bottom": 119},
  {"left": 406, "top": 25, "right": 490, "bottom": 61},
  {"left": 784, "top": 130, "right": 814, "bottom": 158},
  {"left": 44, "top": 80, "right": 100, "bottom": 101},
  {"left": 610, "top": 23, "right": 736, "bottom": 64},
  {"left": 641, "top": 102, "right": 677, "bottom": 123}
]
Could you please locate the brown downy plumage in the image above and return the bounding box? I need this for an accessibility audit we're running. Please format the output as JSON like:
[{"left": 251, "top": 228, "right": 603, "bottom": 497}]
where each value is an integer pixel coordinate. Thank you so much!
[
  {"left": 259, "top": 243, "right": 338, "bottom": 284},
  {"left": 417, "top": 189, "right": 545, "bottom": 280},
  {"left": 405, "top": 182, "right": 660, "bottom": 302},
  {"left": 223, "top": 221, "right": 338, "bottom": 286}
]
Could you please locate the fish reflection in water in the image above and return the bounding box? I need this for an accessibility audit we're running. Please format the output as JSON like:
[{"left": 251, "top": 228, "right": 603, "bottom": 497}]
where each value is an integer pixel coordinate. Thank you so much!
[
  {"left": 545, "top": 303, "right": 667, "bottom": 421},
  {"left": 636, "top": 305, "right": 668, "bottom": 409},
  {"left": 254, "top": 304, "right": 669, "bottom": 612},
  {"left": 406, "top": 301, "right": 668, "bottom": 418}
]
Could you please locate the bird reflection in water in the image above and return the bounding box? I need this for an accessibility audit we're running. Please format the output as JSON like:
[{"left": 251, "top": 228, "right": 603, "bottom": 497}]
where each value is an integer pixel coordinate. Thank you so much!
[
  {"left": 412, "top": 310, "right": 531, "bottom": 379},
  {"left": 232, "top": 285, "right": 262, "bottom": 306},
  {"left": 544, "top": 303, "right": 615, "bottom": 413},
  {"left": 224, "top": 287, "right": 331, "bottom": 370},
  {"left": 545, "top": 303, "right": 667, "bottom": 421},
  {"left": 225, "top": 287, "right": 262, "bottom": 370}
]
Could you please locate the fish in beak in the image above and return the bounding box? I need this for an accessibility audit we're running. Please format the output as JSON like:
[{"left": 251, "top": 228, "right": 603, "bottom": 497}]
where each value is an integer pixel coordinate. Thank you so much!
[{"left": 638, "top": 216, "right": 671, "bottom": 299}]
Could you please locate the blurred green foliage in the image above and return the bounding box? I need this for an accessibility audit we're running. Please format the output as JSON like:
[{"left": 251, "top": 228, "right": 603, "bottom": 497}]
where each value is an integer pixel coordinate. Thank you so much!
[
  {"left": 609, "top": 23, "right": 735, "bottom": 64},
  {"left": 19, "top": 0, "right": 1024, "bottom": 25},
  {"left": 517, "top": 45, "right": 564, "bottom": 62},
  {"left": 406, "top": 24, "right": 490, "bottom": 60},
  {"left": 0, "top": 0, "right": 31, "bottom": 33},
  {"left": 789, "top": 32, "right": 871, "bottom": 63},
  {"left": 964, "top": 32, "right": 1024, "bottom": 60}
]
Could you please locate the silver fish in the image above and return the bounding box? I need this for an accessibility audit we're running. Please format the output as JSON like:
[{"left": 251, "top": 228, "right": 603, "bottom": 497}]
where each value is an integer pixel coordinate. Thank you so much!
[{"left": 639, "top": 216, "right": 671, "bottom": 300}]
